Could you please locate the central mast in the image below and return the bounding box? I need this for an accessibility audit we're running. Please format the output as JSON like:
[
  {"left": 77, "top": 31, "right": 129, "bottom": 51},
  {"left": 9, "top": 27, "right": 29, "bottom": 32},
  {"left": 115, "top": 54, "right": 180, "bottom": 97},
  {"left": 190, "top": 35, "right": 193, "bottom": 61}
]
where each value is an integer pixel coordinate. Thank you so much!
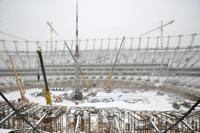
[{"left": 74, "top": 0, "right": 82, "bottom": 100}]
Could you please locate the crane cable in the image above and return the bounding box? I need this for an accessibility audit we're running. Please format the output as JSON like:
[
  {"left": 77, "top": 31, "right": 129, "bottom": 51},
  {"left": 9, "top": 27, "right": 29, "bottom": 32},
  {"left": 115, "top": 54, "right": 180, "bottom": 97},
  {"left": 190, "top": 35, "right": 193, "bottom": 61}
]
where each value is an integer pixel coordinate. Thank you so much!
[{"left": 0, "top": 30, "right": 29, "bottom": 41}]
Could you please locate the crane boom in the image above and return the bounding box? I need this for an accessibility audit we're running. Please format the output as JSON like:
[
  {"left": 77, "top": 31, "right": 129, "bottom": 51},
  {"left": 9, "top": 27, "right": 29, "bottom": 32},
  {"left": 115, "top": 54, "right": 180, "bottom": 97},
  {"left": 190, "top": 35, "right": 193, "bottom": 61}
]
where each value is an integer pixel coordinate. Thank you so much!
[
  {"left": 140, "top": 20, "right": 175, "bottom": 37},
  {"left": 64, "top": 42, "right": 91, "bottom": 89},
  {"left": 9, "top": 55, "right": 29, "bottom": 106},
  {"left": 106, "top": 37, "right": 125, "bottom": 89},
  {"left": 111, "top": 37, "right": 125, "bottom": 74},
  {"left": 64, "top": 42, "right": 82, "bottom": 74},
  {"left": 46, "top": 21, "right": 59, "bottom": 37},
  {"left": 37, "top": 48, "right": 52, "bottom": 105}
]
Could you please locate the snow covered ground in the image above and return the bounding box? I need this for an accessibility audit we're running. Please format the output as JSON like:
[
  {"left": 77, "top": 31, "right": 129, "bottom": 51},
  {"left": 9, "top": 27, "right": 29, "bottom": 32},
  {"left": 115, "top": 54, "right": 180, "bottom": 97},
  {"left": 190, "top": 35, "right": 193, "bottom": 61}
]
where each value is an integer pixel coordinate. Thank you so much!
[
  {"left": 84, "top": 90, "right": 174, "bottom": 111},
  {"left": 0, "top": 88, "right": 180, "bottom": 111},
  {"left": 0, "top": 129, "right": 13, "bottom": 133}
]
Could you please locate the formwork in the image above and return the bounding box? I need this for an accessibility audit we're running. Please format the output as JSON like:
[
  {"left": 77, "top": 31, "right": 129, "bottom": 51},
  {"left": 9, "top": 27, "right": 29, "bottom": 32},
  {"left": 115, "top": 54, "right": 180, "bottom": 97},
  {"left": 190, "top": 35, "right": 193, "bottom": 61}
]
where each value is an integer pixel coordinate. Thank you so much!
[
  {"left": 66, "top": 107, "right": 97, "bottom": 133},
  {"left": 40, "top": 106, "right": 65, "bottom": 132},
  {"left": 66, "top": 107, "right": 200, "bottom": 133},
  {"left": 1, "top": 101, "right": 200, "bottom": 132},
  {"left": 0, "top": 102, "right": 39, "bottom": 130},
  {"left": 0, "top": 101, "right": 65, "bottom": 133}
]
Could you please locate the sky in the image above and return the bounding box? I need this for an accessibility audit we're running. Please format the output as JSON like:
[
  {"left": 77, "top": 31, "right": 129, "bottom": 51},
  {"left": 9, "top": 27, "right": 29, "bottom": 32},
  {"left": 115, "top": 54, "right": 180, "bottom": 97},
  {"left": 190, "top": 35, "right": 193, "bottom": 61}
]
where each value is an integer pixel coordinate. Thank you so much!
[{"left": 0, "top": 0, "right": 200, "bottom": 41}]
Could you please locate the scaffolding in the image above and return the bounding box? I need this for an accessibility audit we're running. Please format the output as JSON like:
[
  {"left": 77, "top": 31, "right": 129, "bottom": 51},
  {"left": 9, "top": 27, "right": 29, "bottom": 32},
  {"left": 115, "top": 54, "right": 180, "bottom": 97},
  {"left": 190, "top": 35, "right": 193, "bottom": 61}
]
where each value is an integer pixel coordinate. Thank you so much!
[
  {"left": 65, "top": 107, "right": 200, "bottom": 133},
  {"left": 1, "top": 100, "right": 200, "bottom": 132},
  {"left": 0, "top": 101, "right": 65, "bottom": 133}
]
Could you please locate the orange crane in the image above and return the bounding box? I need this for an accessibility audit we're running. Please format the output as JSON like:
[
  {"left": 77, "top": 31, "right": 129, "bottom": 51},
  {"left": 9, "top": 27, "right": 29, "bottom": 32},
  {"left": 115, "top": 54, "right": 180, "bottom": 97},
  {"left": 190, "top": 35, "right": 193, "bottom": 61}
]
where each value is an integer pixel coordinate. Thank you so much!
[{"left": 9, "top": 55, "right": 29, "bottom": 106}]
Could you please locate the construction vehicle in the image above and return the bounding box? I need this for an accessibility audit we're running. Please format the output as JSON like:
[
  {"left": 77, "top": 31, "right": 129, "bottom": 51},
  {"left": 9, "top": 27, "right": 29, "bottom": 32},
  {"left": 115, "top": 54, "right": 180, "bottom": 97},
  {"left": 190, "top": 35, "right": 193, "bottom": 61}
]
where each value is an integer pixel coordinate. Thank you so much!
[
  {"left": 9, "top": 55, "right": 29, "bottom": 106},
  {"left": 105, "top": 37, "right": 125, "bottom": 91},
  {"left": 37, "top": 47, "right": 52, "bottom": 105}
]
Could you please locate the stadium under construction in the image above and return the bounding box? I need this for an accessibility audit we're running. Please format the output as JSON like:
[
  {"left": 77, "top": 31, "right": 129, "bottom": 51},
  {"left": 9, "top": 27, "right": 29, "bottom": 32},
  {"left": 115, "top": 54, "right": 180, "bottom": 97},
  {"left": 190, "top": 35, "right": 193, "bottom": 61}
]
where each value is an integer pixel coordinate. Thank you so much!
[
  {"left": 0, "top": 33, "right": 200, "bottom": 132},
  {"left": 1, "top": 1, "right": 200, "bottom": 133}
]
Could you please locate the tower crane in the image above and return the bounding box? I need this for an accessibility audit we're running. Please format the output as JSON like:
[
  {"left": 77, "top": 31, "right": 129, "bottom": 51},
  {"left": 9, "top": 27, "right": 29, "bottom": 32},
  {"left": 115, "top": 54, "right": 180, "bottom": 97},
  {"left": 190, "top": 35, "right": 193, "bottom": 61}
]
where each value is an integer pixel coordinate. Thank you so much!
[
  {"left": 37, "top": 48, "right": 52, "bottom": 105},
  {"left": 46, "top": 21, "right": 59, "bottom": 37},
  {"left": 46, "top": 21, "right": 59, "bottom": 54},
  {"left": 9, "top": 55, "right": 29, "bottom": 106}
]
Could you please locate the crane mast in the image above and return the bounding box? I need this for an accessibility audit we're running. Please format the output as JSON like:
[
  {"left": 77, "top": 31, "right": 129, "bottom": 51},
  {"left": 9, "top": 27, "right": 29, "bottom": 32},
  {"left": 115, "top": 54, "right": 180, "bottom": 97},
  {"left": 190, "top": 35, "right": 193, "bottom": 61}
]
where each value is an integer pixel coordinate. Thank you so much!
[
  {"left": 9, "top": 55, "right": 29, "bottom": 106},
  {"left": 74, "top": 0, "right": 82, "bottom": 100}
]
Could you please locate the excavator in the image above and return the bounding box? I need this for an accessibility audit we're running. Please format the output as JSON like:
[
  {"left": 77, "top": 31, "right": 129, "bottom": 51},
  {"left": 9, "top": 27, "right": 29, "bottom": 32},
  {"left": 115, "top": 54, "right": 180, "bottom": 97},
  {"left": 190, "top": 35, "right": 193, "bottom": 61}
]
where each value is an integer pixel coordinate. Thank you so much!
[
  {"left": 9, "top": 55, "right": 29, "bottom": 106},
  {"left": 37, "top": 47, "right": 52, "bottom": 105},
  {"left": 105, "top": 37, "right": 125, "bottom": 92}
]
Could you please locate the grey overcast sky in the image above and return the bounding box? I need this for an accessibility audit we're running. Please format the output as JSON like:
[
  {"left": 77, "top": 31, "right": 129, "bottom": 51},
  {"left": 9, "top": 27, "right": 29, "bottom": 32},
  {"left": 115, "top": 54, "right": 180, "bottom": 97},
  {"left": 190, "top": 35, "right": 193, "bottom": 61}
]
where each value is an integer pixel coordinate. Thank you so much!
[{"left": 0, "top": 0, "right": 200, "bottom": 41}]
